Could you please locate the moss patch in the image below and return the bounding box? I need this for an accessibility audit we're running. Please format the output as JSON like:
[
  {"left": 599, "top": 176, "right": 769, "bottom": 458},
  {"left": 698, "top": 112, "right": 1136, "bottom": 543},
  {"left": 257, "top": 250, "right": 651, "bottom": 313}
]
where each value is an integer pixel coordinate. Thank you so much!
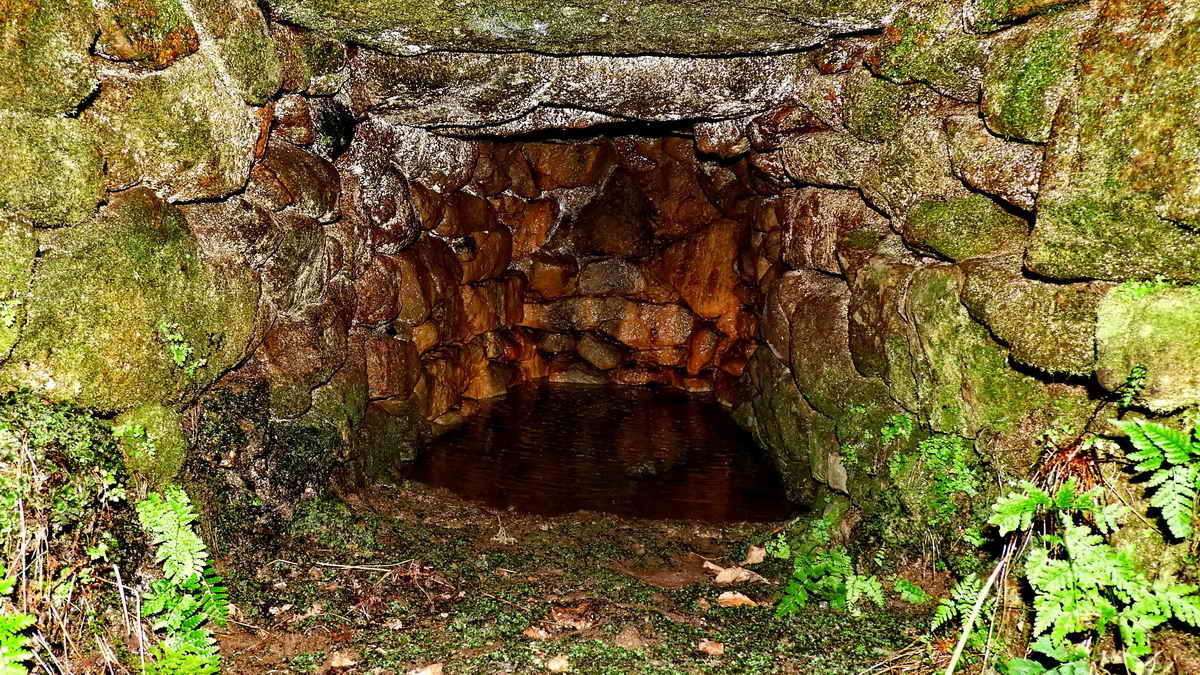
[
  {"left": 94, "top": 0, "right": 199, "bottom": 70},
  {"left": 0, "top": 218, "right": 36, "bottom": 363},
  {"left": 904, "top": 194, "right": 1028, "bottom": 261},
  {"left": 113, "top": 402, "right": 187, "bottom": 487},
  {"left": 870, "top": 7, "right": 985, "bottom": 102},
  {"left": 189, "top": 0, "right": 282, "bottom": 104},
  {"left": 3, "top": 188, "right": 259, "bottom": 411},
  {"left": 0, "top": 0, "right": 97, "bottom": 115},
  {"left": 982, "top": 17, "right": 1082, "bottom": 143},
  {"left": 83, "top": 54, "right": 257, "bottom": 202},
  {"left": 0, "top": 114, "right": 104, "bottom": 227},
  {"left": 1096, "top": 284, "right": 1200, "bottom": 412}
]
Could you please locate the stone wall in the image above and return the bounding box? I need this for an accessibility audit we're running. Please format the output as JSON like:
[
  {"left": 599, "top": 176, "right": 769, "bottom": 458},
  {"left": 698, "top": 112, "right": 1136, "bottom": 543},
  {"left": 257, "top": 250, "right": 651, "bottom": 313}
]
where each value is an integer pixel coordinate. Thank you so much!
[{"left": 2, "top": 0, "right": 1199, "bottom": 525}]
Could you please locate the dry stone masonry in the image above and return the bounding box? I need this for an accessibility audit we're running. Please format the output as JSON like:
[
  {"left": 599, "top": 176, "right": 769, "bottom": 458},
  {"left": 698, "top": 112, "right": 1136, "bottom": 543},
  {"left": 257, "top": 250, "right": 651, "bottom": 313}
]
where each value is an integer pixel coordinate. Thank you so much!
[{"left": 2, "top": 0, "right": 1199, "bottom": 516}]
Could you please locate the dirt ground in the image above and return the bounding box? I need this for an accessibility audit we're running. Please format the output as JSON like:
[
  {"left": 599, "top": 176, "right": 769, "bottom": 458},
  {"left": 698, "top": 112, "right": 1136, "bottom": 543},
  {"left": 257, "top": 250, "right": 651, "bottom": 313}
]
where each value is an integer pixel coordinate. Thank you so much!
[{"left": 214, "top": 479, "right": 937, "bottom": 674}]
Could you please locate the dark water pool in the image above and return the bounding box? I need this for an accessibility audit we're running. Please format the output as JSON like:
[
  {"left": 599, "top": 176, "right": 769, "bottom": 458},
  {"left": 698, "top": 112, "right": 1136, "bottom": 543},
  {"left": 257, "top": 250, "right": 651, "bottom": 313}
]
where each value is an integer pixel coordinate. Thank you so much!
[{"left": 405, "top": 382, "right": 797, "bottom": 522}]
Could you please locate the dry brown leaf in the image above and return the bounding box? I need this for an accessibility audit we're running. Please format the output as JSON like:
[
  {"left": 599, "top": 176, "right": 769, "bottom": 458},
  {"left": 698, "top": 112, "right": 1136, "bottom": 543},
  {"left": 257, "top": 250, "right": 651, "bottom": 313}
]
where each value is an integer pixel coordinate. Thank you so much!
[
  {"left": 523, "top": 626, "right": 551, "bottom": 640},
  {"left": 697, "top": 639, "right": 725, "bottom": 656},
  {"left": 703, "top": 561, "right": 768, "bottom": 585},
  {"left": 716, "top": 591, "right": 758, "bottom": 607},
  {"left": 406, "top": 665, "right": 443, "bottom": 675},
  {"left": 742, "top": 545, "right": 766, "bottom": 566},
  {"left": 325, "top": 651, "right": 359, "bottom": 669},
  {"left": 546, "top": 654, "right": 571, "bottom": 672}
]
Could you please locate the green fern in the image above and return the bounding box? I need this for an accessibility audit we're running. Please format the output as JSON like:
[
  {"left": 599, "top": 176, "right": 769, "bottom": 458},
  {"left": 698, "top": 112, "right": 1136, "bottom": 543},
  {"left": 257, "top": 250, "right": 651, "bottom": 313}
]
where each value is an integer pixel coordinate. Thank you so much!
[
  {"left": 1116, "top": 419, "right": 1200, "bottom": 539},
  {"left": 137, "top": 487, "right": 208, "bottom": 584},
  {"left": 893, "top": 578, "right": 932, "bottom": 604},
  {"left": 774, "top": 548, "right": 855, "bottom": 617},
  {"left": 844, "top": 574, "right": 884, "bottom": 615},
  {"left": 931, "top": 573, "right": 990, "bottom": 634},
  {"left": 0, "top": 565, "right": 34, "bottom": 675}
]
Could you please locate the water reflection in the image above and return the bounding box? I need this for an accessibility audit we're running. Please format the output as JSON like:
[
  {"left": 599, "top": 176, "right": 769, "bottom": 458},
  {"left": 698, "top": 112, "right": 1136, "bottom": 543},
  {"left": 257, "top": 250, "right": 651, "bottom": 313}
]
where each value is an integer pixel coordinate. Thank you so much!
[{"left": 405, "top": 382, "right": 796, "bottom": 522}]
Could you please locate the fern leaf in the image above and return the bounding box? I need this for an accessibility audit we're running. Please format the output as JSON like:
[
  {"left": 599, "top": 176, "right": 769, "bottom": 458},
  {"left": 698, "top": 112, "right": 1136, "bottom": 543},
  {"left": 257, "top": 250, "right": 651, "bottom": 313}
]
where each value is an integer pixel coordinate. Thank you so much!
[
  {"left": 1141, "top": 423, "right": 1198, "bottom": 465},
  {"left": 989, "top": 482, "right": 1051, "bottom": 536},
  {"left": 1149, "top": 465, "right": 1196, "bottom": 539}
]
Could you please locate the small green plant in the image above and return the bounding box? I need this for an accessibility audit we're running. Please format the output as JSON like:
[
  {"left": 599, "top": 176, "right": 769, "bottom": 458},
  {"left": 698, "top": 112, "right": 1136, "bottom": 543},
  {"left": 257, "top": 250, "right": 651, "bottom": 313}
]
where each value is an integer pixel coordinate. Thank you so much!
[
  {"left": 893, "top": 578, "right": 932, "bottom": 605},
  {"left": 931, "top": 573, "right": 992, "bottom": 641},
  {"left": 1116, "top": 419, "right": 1200, "bottom": 540},
  {"left": 880, "top": 412, "right": 915, "bottom": 444},
  {"left": 774, "top": 547, "right": 883, "bottom": 617},
  {"left": 891, "top": 434, "right": 980, "bottom": 527},
  {"left": 0, "top": 564, "right": 34, "bottom": 675},
  {"left": 113, "top": 422, "right": 157, "bottom": 461},
  {"left": 157, "top": 320, "right": 207, "bottom": 378},
  {"left": 0, "top": 299, "right": 20, "bottom": 330},
  {"left": 1115, "top": 365, "right": 1148, "bottom": 410},
  {"left": 138, "top": 487, "right": 228, "bottom": 674}
]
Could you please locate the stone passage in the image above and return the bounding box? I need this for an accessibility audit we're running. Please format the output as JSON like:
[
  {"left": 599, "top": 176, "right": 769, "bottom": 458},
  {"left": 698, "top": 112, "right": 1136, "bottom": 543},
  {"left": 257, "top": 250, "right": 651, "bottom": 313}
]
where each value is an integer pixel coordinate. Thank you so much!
[{"left": 2, "top": 0, "right": 1200, "bottom": 551}]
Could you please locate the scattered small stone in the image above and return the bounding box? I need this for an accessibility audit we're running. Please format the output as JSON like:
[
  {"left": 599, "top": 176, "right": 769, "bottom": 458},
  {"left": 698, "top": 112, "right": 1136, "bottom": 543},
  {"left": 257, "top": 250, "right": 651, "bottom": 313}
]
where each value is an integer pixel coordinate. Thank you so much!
[
  {"left": 546, "top": 654, "right": 571, "bottom": 672},
  {"left": 716, "top": 591, "right": 757, "bottom": 607},
  {"left": 698, "top": 639, "right": 725, "bottom": 656}
]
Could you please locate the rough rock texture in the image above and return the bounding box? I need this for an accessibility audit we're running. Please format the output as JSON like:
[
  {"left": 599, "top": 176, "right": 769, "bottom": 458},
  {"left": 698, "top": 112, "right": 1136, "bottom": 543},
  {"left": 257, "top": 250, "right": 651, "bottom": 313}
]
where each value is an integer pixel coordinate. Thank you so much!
[
  {"left": 1027, "top": 0, "right": 1200, "bottom": 282},
  {"left": 95, "top": 0, "right": 199, "bottom": 70},
  {"left": 0, "top": 218, "right": 35, "bottom": 362},
  {"left": 0, "top": 115, "right": 104, "bottom": 227},
  {"left": 0, "top": 0, "right": 97, "bottom": 115},
  {"left": 1096, "top": 285, "right": 1200, "bottom": 413},
  {"left": 186, "top": 0, "right": 283, "bottom": 104},
  {"left": 3, "top": 189, "right": 259, "bottom": 411},
  {"left": 269, "top": 0, "right": 892, "bottom": 56},
  {"left": 84, "top": 56, "right": 258, "bottom": 202}
]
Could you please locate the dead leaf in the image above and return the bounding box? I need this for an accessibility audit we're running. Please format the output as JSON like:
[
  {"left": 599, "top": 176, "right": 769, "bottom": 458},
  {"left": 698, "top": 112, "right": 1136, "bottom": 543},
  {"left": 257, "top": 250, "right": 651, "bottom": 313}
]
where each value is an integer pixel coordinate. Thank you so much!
[
  {"left": 546, "top": 654, "right": 571, "bottom": 672},
  {"left": 742, "top": 545, "right": 766, "bottom": 566},
  {"left": 406, "top": 665, "right": 443, "bottom": 675},
  {"left": 523, "top": 626, "right": 551, "bottom": 640},
  {"left": 698, "top": 639, "right": 725, "bottom": 656},
  {"left": 324, "top": 651, "right": 359, "bottom": 669},
  {"left": 716, "top": 591, "right": 758, "bottom": 607},
  {"left": 614, "top": 626, "right": 645, "bottom": 650},
  {"left": 703, "top": 561, "right": 768, "bottom": 585}
]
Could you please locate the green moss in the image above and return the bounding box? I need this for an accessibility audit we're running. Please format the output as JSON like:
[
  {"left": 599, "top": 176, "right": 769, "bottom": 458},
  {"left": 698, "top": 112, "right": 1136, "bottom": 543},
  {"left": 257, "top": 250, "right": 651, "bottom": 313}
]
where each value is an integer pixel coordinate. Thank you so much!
[
  {"left": 904, "top": 194, "right": 1028, "bottom": 261},
  {"left": 3, "top": 188, "right": 259, "bottom": 412},
  {"left": 95, "top": 0, "right": 199, "bottom": 70},
  {"left": 983, "top": 25, "right": 1076, "bottom": 142},
  {"left": 872, "top": 9, "right": 985, "bottom": 102},
  {"left": 113, "top": 403, "right": 186, "bottom": 487},
  {"left": 841, "top": 70, "right": 915, "bottom": 143},
  {"left": 969, "top": 0, "right": 1084, "bottom": 33},
  {"left": 187, "top": 0, "right": 282, "bottom": 104},
  {"left": 1096, "top": 285, "right": 1200, "bottom": 412},
  {"left": 82, "top": 55, "right": 257, "bottom": 202},
  {"left": 0, "top": 0, "right": 97, "bottom": 114},
  {"left": 1028, "top": 3, "right": 1200, "bottom": 280},
  {"left": 0, "top": 218, "right": 36, "bottom": 362},
  {"left": 0, "top": 115, "right": 104, "bottom": 227}
]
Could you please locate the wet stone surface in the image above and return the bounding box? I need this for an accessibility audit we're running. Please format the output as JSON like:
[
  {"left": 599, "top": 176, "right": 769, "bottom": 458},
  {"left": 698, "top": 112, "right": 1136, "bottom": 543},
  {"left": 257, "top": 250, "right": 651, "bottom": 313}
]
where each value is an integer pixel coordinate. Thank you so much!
[{"left": 405, "top": 382, "right": 798, "bottom": 522}]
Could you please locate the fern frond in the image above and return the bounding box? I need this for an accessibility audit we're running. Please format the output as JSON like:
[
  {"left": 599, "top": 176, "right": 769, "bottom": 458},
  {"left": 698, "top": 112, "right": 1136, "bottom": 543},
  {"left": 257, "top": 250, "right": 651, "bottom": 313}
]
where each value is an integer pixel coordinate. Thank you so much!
[
  {"left": 137, "top": 487, "right": 208, "bottom": 584},
  {"left": 990, "top": 482, "right": 1051, "bottom": 536},
  {"left": 1149, "top": 465, "right": 1197, "bottom": 539}
]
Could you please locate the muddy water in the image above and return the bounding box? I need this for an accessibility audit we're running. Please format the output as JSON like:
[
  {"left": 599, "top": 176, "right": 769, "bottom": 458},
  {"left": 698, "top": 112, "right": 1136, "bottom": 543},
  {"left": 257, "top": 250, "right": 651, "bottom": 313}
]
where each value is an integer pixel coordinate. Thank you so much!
[{"left": 405, "top": 382, "right": 797, "bottom": 522}]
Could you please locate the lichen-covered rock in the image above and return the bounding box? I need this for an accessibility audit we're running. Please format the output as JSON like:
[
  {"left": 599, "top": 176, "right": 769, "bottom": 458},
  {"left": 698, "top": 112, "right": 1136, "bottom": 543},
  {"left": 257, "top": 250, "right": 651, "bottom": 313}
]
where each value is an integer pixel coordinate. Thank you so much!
[
  {"left": 903, "top": 193, "right": 1028, "bottom": 261},
  {"left": 246, "top": 143, "right": 341, "bottom": 222},
  {"left": 943, "top": 113, "right": 1042, "bottom": 211},
  {"left": 114, "top": 403, "right": 186, "bottom": 486},
  {"left": 347, "top": 49, "right": 811, "bottom": 133},
  {"left": 1096, "top": 284, "right": 1200, "bottom": 412},
  {"left": 354, "top": 398, "right": 427, "bottom": 479},
  {"left": 981, "top": 10, "right": 1090, "bottom": 143},
  {"left": 1028, "top": 1, "right": 1200, "bottom": 282},
  {"left": 732, "top": 348, "right": 825, "bottom": 500},
  {"left": 4, "top": 188, "right": 259, "bottom": 412},
  {"left": 0, "top": 0, "right": 97, "bottom": 114},
  {"left": 95, "top": 0, "right": 199, "bottom": 70},
  {"left": 187, "top": 0, "right": 282, "bottom": 104},
  {"left": 868, "top": 1, "right": 986, "bottom": 102},
  {"left": 271, "top": 23, "right": 348, "bottom": 96},
  {"left": 760, "top": 189, "right": 889, "bottom": 275},
  {"left": 845, "top": 254, "right": 922, "bottom": 412},
  {"left": 0, "top": 114, "right": 104, "bottom": 227},
  {"left": 780, "top": 131, "right": 881, "bottom": 188},
  {"left": 964, "top": 0, "right": 1085, "bottom": 33},
  {"left": 860, "top": 115, "right": 969, "bottom": 218},
  {"left": 0, "top": 218, "right": 35, "bottom": 362},
  {"left": 268, "top": 0, "right": 892, "bottom": 56},
  {"left": 840, "top": 68, "right": 938, "bottom": 143},
  {"left": 960, "top": 257, "right": 1100, "bottom": 376},
  {"left": 84, "top": 55, "right": 258, "bottom": 202}
]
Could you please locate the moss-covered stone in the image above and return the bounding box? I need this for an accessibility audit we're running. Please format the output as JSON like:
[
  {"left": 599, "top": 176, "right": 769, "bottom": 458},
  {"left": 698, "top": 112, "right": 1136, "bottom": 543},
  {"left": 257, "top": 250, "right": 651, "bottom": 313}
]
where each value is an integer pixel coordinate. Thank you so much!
[
  {"left": 1096, "top": 284, "right": 1200, "bottom": 412},
  {"left": 942, "top": 112, "right": 1042, "bottom": 211},
  {"left": 353, "top": 398, "right": 427, "bottom": 482},
  {"left": 3, "top": 188, "right": 259, "bottom": 412},
  {"left": 960, "top": 258, "right": 1100, "bottom": 376},
  {"left": 903, "top": 194, "right": 1028, "bottom": 261},
  {"left": 846, "top": 255, "right": 922, "bottom": 412},
  {"left": 905, "top": 265, "right": 1052, "bottom": 438},
  {"left": 268, "top": 0, "right": 892, "bottom": 56},
  {"left": 981, "top": 11, "right": 1089, "bottom": 143},
  {"left": 114, "top": 402, "right": 187, "bottom": 486},
  {"left": 780, "top": 131, "right": 881, "bottom": 188},
  {"left": 0, "top": 218, "right": 36, "bottom": 363},
  {"left": 188, "top": 0, "right": 282, "bottom": 104},
  {"left": 869, "top": 3, "right": 985, "bottom": 102},
  {"left": 860, "top": 115, "right": 967, "bottom": 218},
  {"left": 94, "top": 0, "right": 199, "bottom": 70},
  {"left": 965, "top": 0, "right": 1084, "bottom": 33},
  {"left": 0, "top": 0, "right": 97, "bottom": 115},
  {"left": 1028, "top": 1, "right": 1200, "bottom": 281},
  {"left": 0, "top": 114, "right": 104, "bottom": 227},
  {"left": 272, "top": 23, "right": 348, "bottom": 96},
  {"left": 840, "top": 67, "right": 933, "bottom": 143},
  {"left": 84, "top": 55, "right": 258, "bottom": 203}
]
